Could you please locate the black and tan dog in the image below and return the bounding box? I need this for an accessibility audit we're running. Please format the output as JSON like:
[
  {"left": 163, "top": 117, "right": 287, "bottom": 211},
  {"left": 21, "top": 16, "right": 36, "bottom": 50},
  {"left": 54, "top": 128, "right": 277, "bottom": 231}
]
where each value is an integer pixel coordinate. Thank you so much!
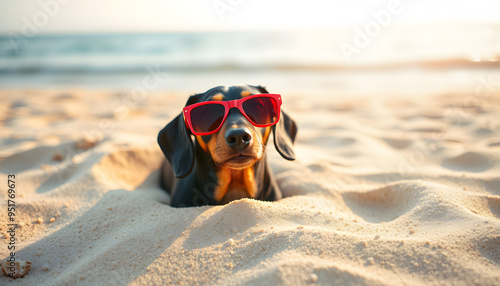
[{"left": 158, "top": 85, "right": 297, "bottom": 207}]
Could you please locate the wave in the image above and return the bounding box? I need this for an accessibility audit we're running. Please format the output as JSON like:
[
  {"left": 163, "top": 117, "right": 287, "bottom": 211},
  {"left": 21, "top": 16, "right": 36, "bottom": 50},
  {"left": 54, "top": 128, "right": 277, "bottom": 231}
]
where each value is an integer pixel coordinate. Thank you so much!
[
  {"left": 1, "top": 57, "right": 499, "bottom": 75},
  {"left": 1, "top": 31, "right": 499, "bottom": 75}
]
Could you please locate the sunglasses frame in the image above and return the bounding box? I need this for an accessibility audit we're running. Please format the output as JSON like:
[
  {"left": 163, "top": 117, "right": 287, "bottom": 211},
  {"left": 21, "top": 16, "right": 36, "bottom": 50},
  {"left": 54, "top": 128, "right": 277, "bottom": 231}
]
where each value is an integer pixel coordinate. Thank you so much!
[{"left": 183, "top": 93, "right": 282, "bottom": 136}]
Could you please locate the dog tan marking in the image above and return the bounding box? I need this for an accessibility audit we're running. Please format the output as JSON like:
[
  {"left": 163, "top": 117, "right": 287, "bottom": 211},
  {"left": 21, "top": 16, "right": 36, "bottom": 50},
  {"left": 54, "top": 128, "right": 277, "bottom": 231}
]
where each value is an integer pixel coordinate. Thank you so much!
[
  {"left": 214, "top": 167, "right": 232, "bottom": 201},
  {"left": 263, "top": 126, "right": 271, "bottom": 144},
  {"left": 214, "top": 166, "right": 256, "bottom": 201},
  {"left": 240, "top": 90, "right": 252, "bottom": 98},
  {"left": 242, "top": 167, "right": 257, "bottom": 197},
  {"left": 195, "top": 135, "right": 208, "bottom": 152},
  {"left": 211, "top": 93, "right": 224, "bottom": 101}
]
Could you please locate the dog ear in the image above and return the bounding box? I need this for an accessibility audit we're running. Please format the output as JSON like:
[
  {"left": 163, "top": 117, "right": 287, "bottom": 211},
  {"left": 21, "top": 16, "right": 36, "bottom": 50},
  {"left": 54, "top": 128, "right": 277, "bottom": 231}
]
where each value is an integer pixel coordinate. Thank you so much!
[
  {"left": 273, "top": 110, "right": 298, "bottom": 161},
  {"left": 157, "top": 94, "right": 201, "bottom": 178},
  {"left": 158, "top": 113, "right": 194, "bottom": 178}
]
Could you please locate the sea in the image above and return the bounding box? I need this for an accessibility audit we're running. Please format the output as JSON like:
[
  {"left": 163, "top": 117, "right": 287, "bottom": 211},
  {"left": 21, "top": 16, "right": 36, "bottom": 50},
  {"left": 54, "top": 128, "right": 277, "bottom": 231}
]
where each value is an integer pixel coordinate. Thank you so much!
[{"left": 1, "top": 24, "right": 499, "bottom": 97}]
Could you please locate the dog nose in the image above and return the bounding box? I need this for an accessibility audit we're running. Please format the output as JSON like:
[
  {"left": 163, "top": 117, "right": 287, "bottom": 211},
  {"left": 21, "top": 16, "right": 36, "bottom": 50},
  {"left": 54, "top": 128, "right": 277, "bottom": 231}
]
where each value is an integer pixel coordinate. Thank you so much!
[{"left": 225, "top": 128, "right": 252, "bottom": 151}]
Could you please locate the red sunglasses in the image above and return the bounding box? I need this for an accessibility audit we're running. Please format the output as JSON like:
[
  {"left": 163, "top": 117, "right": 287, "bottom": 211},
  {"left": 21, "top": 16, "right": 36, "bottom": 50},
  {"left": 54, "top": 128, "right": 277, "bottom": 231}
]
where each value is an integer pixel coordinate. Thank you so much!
[{"left": 183, "top": 94, "right": 282, "bottom": 136}]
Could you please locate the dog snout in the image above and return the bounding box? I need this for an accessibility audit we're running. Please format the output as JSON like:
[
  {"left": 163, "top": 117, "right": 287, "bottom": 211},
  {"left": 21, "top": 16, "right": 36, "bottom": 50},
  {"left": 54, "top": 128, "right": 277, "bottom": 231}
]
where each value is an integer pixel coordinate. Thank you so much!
[{"left": 225, "top": 127, "right": 252, "bottom": 151}]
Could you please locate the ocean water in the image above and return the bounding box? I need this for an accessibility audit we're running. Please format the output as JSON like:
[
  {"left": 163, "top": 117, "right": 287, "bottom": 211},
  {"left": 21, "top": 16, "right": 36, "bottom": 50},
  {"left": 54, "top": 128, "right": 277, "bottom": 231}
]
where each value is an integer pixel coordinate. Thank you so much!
[{"left": 0, "top": 26, "right": 499, "bottom": 96}]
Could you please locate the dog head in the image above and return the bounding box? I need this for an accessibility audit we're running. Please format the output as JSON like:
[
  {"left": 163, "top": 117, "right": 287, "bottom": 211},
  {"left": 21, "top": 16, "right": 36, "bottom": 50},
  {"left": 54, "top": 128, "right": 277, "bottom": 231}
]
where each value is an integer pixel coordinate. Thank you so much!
[{"left": 158, "top": 84, "right": 297, "bottom": 178}]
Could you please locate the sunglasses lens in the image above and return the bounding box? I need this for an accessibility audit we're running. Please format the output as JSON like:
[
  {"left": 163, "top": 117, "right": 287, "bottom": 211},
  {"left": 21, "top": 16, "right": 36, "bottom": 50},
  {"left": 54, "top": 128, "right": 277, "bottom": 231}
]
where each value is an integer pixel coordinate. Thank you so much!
[
  {"left": 242, "top": 97, "right": 279, "bottom": 125},
  {"left": 190, "top": 104, "right": 225, "bottom": 133}
]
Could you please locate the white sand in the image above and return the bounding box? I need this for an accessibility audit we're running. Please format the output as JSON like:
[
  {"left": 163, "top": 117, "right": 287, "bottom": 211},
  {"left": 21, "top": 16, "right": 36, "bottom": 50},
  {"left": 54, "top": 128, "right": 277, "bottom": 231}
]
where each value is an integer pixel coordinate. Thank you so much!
[{"left": 0, "top": 87, "right": 499, "bottom": 285}]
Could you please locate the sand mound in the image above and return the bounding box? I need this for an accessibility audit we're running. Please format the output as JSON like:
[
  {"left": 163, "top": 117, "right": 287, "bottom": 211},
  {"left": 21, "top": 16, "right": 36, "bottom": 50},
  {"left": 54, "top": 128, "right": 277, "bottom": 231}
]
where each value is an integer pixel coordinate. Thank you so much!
[{"left": 442, "top": 151, "right": 494, "bottom": 172}]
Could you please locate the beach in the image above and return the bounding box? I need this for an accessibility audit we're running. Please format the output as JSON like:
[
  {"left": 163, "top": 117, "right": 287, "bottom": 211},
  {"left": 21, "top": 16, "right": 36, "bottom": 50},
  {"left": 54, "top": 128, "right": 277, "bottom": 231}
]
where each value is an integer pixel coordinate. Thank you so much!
[
  {"left": 0, "top": 20, "right": 500, "bottom": 285},
  {"left": 0, "top": 77, "right": 499, "bottom": 284}
]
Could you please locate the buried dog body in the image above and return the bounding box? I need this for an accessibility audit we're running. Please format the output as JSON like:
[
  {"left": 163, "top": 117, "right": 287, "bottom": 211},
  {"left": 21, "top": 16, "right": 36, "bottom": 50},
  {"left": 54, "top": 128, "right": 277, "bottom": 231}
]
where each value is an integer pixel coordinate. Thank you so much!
[{"left": 158, "top": 85, "right": 297, "bottom": 207}]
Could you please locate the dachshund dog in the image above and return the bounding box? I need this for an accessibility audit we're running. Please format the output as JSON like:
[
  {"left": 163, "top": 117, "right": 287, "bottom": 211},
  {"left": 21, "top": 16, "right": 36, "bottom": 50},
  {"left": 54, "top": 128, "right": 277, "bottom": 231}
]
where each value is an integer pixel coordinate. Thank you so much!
[{"left": 158, "top": 85, "right": 297, "bottom": 207}]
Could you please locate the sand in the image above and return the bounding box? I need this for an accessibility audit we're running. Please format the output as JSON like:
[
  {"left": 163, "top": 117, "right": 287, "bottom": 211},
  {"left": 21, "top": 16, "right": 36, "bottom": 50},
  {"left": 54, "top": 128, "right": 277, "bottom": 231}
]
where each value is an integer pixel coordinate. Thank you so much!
[{"left": 0, "top": 87, "right": 499, "bottom": 285}]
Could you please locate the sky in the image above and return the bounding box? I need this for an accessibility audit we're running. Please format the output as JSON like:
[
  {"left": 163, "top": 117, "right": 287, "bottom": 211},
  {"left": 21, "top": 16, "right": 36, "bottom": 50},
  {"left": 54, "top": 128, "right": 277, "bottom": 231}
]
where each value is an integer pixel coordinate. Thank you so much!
[{"left": 0, "top": 0, "right": 499, "bottom": 34}]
